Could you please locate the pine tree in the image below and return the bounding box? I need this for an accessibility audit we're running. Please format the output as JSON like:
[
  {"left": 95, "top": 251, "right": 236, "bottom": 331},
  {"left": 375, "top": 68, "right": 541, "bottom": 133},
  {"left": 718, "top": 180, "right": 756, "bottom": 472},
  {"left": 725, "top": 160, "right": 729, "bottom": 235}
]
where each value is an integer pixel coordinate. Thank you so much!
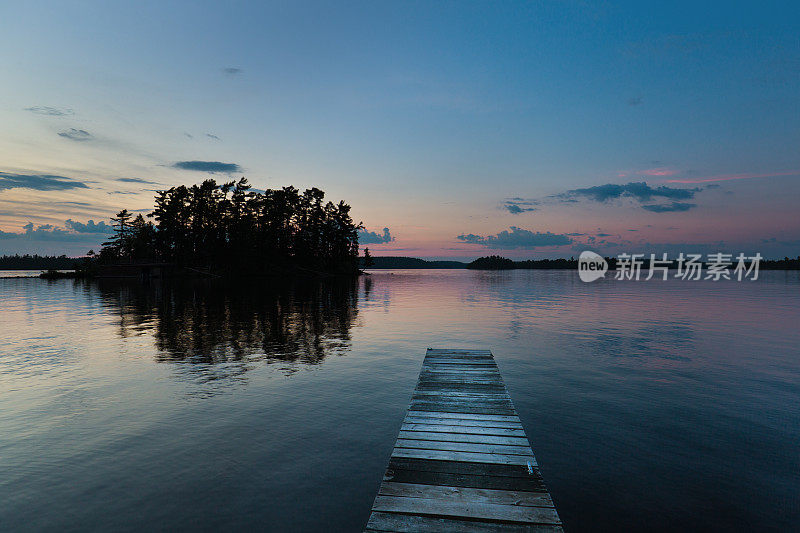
[
  {"left": 102, "top": 209, "right": 133, "bottom": 259},
  {"left": 363, "top": 247, "right": 375, "bottom": 268}
]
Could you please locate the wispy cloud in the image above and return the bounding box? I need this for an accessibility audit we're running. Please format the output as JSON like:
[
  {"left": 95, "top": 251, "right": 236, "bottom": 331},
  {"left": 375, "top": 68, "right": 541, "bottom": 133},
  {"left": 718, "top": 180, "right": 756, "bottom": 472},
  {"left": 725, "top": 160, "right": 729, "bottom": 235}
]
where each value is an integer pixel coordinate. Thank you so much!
[
  {"left": 173, "top": 161, "right": 242, "bottom": 173},
  {"left": 222, "top": 67, "right": 242, "bottom": 75},
  {"left": 641, "top": 202, "right": 696, "bottom": 212},
  {"left": 627, "top": 96, "right": 643, "bottom": 106},
  {"left": 641, "top": 167, "right": 677, "bottom": 176},
  {"left": 457, "top": 227, "right": 572, "bottom": 249},
  {"left": 616, "top": 167, "right": 678, "bottom": 179},
  {"left": 25, "top": 106, "right": 74, "bottom": 116},
  {"left": 58, "top": 128, "right": 93, "bottom": 142},
  {"left": 359, "top": 227, "right": 394, "bottom": 244},
  {"left": 55, "top": 201, "right": 93, "bottom": 207},
  {"left": 506, "top": 181, "right": 703, "bottom": 213},
  {"left": 503, "top": 198, "right": 538, "bottom": 214},
  {"left": 559, "top": 181, "right": 697, "bottom": 203},
  {"left": 665, "top": 170, "right": 799, "bottom": 184},
  {"left": 0, "top": 172, "right": 89, "bottom": 192},
  {"left": 116, "top": 177, "right": 159, "bottom": 184},
  {"left": 206, "top": 133, "right": 221, "bottom": 141}
]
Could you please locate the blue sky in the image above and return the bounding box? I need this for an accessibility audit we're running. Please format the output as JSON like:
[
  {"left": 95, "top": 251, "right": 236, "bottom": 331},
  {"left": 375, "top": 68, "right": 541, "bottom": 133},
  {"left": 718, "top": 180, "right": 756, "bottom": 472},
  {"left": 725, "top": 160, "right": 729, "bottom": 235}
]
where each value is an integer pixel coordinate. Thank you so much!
[{"left": 0, "top": 1, "right": 798, "bottom": 258}]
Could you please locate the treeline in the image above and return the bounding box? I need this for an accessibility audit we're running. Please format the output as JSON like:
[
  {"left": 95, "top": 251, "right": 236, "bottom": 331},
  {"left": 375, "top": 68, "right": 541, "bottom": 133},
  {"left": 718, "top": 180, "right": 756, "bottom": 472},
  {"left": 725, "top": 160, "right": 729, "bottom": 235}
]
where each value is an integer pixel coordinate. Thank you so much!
[
  {"left": 96, "top": 178, "right": 361, "bottom": 275},
  {"left": 466, "top": 256, "right": 583, "bottom": 270},
  {"left": 762, "top": 256, "right": 800, "bottom": 270},
  {"left": 467, "top": 256, "right": 633, "bottom": 270},
  {"left": 467, "top": 256, "right": 516, "bottom": 270},
  {"left": 0, "top": 254, "right": 79, "bottom": 270},
  {"left": 467, "top": 255, "right": 800, "bottom": 270},
  {"left": 360, "top": 256, "right": 467, "bottom": 269}
]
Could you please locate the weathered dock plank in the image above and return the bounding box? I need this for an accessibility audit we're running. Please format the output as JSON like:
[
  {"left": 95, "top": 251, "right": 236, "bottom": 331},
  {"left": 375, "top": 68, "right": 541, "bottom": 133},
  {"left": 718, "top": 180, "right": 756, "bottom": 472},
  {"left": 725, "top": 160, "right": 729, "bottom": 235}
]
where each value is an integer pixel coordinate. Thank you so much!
[{"left": 366, "top": 348, "right": 562, "bottom": 532}]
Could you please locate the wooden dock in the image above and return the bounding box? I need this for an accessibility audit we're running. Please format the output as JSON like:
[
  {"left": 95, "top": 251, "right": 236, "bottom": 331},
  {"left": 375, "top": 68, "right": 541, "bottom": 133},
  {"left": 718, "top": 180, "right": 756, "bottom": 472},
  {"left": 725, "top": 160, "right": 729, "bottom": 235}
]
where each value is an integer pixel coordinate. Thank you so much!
[{"left": 365, "top": 348, "right": 563, "bottom": 532}]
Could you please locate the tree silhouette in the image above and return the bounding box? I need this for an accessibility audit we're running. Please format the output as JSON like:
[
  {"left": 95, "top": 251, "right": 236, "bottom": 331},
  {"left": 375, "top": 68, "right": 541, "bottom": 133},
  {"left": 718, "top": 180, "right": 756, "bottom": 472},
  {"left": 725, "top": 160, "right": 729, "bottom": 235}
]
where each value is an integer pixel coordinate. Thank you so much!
[
  {"left": 101, "top": 209, "right": 133, "bottom": 260},
  {"left": 467, "top": 255, "right": 515, "bottom": 270},
  {"left": 363, "top": 247, "right": 374, "bottom": 268},
  {"left": 97, "top": 178, "right": 360, "bottom": 275}
]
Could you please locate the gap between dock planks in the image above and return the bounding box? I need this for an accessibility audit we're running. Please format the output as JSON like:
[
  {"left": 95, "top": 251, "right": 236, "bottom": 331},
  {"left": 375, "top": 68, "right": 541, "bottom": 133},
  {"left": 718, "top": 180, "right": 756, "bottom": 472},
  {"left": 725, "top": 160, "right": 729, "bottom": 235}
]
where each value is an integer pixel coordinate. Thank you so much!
[{"left": 365, "top": 348, "right": 563, "bottom": 532}]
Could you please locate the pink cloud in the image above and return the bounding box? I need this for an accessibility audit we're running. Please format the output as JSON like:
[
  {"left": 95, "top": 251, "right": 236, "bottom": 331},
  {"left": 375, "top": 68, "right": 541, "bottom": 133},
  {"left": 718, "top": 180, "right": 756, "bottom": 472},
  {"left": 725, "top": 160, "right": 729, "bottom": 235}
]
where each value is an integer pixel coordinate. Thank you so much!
[
  {"left": 665, "top": 170, "right": 799, "bottom": 184},
  {"left": 642, "top": 167, "right": 678, "bottom": 176},
  {"left": 617, "top": 167, "right": 678, "bottom": 178}
]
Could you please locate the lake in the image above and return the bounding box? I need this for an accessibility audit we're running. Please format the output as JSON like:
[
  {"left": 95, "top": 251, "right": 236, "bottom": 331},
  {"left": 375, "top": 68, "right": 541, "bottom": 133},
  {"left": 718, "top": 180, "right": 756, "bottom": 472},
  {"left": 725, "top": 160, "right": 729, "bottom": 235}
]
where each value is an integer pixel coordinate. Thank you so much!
[
  {"left": 1, "top": 270, "right": 798, "bottom": 531},
  {"left": 0, "top": 270, "right": 45, "bottom": 278}
]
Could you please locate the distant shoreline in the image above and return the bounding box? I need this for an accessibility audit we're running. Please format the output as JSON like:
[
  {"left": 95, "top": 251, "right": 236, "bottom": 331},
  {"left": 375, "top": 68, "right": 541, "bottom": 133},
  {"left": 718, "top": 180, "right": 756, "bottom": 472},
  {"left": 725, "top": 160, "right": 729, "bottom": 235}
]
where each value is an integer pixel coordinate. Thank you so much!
[
  {"left": 3, "top": 254, "right": 800, "bottom": 272},
  {"left": 362, "top": 255, "right": 800, "bottom": 270}
]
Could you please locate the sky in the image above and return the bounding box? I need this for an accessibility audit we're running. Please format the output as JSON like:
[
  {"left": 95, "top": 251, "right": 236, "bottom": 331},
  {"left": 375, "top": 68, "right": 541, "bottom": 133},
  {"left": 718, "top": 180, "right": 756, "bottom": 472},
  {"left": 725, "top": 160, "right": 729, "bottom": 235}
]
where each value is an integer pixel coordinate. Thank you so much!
[{"left": 0, "top": 0, "right": 798, "bottom": 259}]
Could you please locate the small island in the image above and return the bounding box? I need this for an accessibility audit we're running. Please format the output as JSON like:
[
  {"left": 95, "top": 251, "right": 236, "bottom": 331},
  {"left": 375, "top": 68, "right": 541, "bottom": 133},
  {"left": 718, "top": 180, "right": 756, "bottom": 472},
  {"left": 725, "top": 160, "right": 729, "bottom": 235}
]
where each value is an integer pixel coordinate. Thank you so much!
[
  {"left": 466, "top": 255, "right": 582, "bottom": 270},
  {"left": 69, "top": 178, "right": 362, "bottom": 279}
]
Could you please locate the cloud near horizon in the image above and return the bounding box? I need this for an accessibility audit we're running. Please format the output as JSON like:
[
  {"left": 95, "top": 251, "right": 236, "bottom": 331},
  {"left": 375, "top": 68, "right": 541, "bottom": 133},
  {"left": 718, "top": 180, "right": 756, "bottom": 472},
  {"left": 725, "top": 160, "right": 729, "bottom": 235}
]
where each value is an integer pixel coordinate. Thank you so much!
[
  {"left": 0, "top": 221, "right": 114, "bottom": 255},
  {"left": 0, "top": 172, "right": 89, "bottom": 192},
  {"left": 173, "top": 161, "right": 242, "bottom": 173},
  {"left": 457, "top": 227, "right": 572, "bottom": 249},
  {"left": 0, "top": 221, "right": 109, "bottom": 242},
  {"left": 359, "top": 227, "right": 394, "bottom": 244},
  {"left": 64, "top": 219, "right": 112, "bottom": 233}
]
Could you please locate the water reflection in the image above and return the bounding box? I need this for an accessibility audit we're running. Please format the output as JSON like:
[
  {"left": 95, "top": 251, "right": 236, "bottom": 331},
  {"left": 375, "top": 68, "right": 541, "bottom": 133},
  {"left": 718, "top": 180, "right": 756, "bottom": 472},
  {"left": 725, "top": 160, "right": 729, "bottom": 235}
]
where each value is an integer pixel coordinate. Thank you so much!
[
  {"left": 93, "top": 277, "right": 359, "bottom": 374},
  {"left": 2, "top": 270, "right": 799, "bottom": 531},
  {"left": 580, "top": 322, "right": 695, "bottom": 361}
]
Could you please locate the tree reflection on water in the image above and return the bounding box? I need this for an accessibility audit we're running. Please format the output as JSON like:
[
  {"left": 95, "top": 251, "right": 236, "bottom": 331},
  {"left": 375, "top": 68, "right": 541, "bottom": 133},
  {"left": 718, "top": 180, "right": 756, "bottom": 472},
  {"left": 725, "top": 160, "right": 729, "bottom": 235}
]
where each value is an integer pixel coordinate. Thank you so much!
[{"left": 92, "top": 277, "right": 360, "bottom": 383}]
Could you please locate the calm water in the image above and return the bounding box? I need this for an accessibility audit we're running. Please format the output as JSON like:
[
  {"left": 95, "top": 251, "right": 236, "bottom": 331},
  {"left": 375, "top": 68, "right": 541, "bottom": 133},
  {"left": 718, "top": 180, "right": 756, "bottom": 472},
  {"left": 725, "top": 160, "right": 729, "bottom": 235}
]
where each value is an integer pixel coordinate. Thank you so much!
[
  {"left": 1, "top": 270, "right": 799, "bottom": 531},
  {"left": 0, "top": 270, "right": 45, "bottom": 278}
]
